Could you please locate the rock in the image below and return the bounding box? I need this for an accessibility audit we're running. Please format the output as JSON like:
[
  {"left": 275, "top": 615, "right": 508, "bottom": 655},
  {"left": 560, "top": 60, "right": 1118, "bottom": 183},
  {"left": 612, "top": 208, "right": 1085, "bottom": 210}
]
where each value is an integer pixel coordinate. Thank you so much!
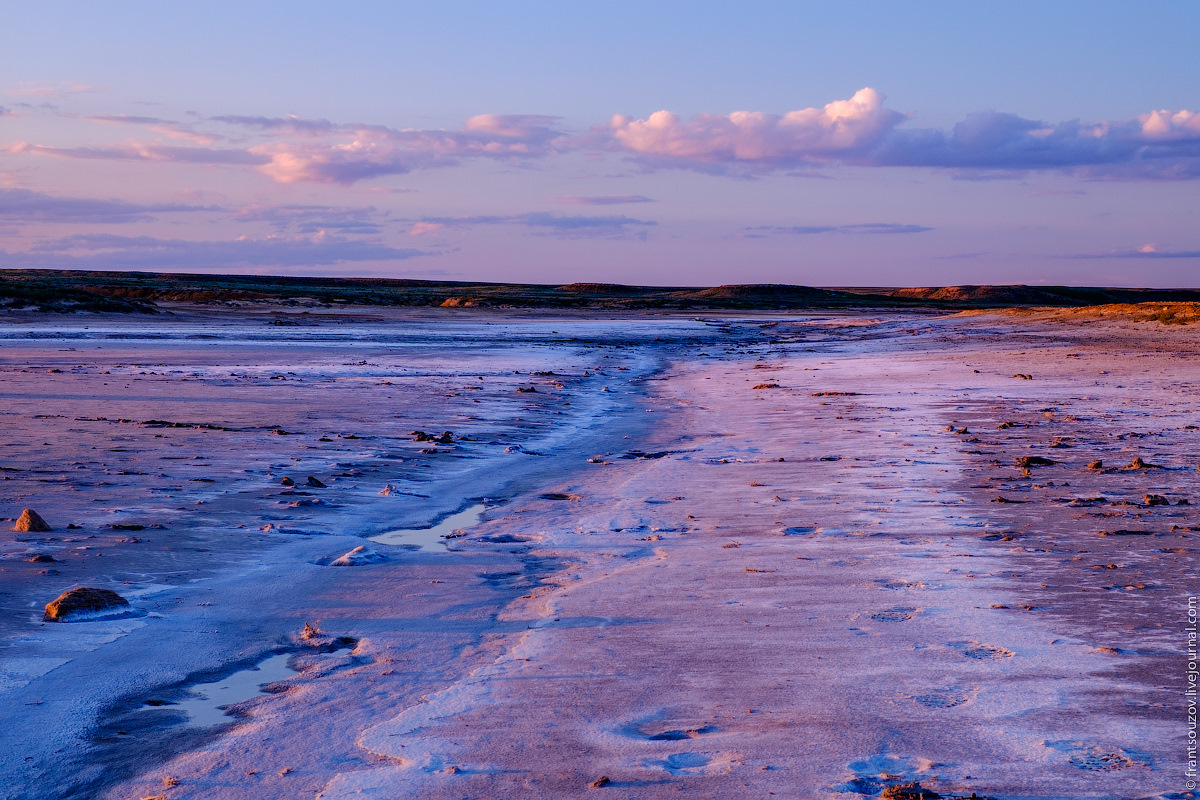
[
  {"left": 13, "top": 509, "right": 52, "bottom": 532},
  {"left": 288, "top": 497, "right": 324, "bottom": 508},
  {"left": 1144, "top": 494, "right": 1170, "bottom": 506},
  {"left": 412, "top": 430, "right": 454, "bottom": 444},
  {"left": 306, "top": 476, "right": 326, "bottom": 488},
  {"left": 25, "top": 553, "right": 56, "bottom": 563},
  {"left": 280, "top": 477, "right": 294, "bottom": 486},
  {"left": 1015, "top": 456, "right": 1056, "bottom": 468},
  {"left": 1124, "top": 456, "right": 1164, "bottom": 470},
  {"left": 44, "top": 587, "right": 129, "bottom": 621},
  {"left": 1087, "top": 460, "right": 1104, "bottom": 470},
  {"left": 589, "top": 776, "right": 611, "bottom": 788},
  {"left": 881, "top": 783, "right": 942, "bottom": 800},
  {"left": 752, "top": 383, "right": 780, "bottom": 389},
  {"left": 330, "top": 545, "right": 384, "bottom": 566}
]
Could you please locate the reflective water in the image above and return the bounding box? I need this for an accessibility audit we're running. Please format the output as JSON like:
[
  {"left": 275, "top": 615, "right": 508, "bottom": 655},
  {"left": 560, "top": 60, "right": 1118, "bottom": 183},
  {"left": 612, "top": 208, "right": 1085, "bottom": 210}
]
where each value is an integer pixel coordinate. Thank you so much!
[
  {"left": 370, "top": 504, "right": 487, "bottom": 551},
  {"left": 162, "top": 651, "right": 296, "bottom": 727}
]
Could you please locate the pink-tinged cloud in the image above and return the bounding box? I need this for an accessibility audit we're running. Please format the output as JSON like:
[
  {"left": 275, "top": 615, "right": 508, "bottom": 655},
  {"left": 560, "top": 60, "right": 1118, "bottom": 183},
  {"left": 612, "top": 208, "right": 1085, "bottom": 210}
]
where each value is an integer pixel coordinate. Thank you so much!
[
  {"left": 606, "top": 88, "right": 903, "bottom": 167},
  {"left": 244, "top": 115, "right": 566, "bottom": 184},
  {"left": 463, "top": 114, "right": 559, "bottom": 138},
  {"left": 552, "top": 195, "right": 655, "bottom": 205},
  {"left": 7, "top": 140, "right": 267, "bottom": 166},
  {"left": 80, "top": 114, "right": 222, "bottom": 146},
  {"left": 1139, "top": 108, "right": 1200, "bottom": 140},
  {"left": 603, "top": 89, "right": 1200, "bottom": 179},
  {"left": 9, "top": 91, "right": 1200, "bottom": 183},
  {"left": 409, "top": 221, "right": 444, "bottom": 236}
]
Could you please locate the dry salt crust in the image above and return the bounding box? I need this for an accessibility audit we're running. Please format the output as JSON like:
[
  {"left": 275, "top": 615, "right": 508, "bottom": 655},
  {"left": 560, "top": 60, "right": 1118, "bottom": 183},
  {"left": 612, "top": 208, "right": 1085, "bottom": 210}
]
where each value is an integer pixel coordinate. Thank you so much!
[{"left": 0, "top": 306, "right": 1194, "bottom": 799}]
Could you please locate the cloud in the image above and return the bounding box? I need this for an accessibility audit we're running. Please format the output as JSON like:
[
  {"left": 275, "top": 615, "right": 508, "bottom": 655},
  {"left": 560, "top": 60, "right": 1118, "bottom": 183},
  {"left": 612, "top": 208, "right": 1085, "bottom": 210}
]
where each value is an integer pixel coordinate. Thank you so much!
[
  {"left": 1063, "top": 245, "right": 1200, "bottom": 259},
  {"left": 409, "top": 221, "right": 444, "bottom": 237},
  {"left": 81, "top": 114, "right": 221, "bottom": 146},
  {"left": 604, "top": 88, "right": 904, "bottom": 170},
  {"left": 552, "top": 195, "right": 655, "bottom": 205},
  {"left": 234, "top": 113, "right": 566, "bottom": 184},
  {"left": 603, "top": 90, "right": 1200, "bottom": 179},
  {"left": 233, "top": 203, "right": 387, "bottom": 235},
  {"left": 746, "top": 222, "right": 932, "bottom": 235},
  {"left": 8, "top": 90, "right": 1200, "bottom": 183},
  {"left": 9, "top": 110, "right": 568, "bottom": 185},
  {"left": 210, "top": 114, "right": 340, "bottom": 135},
  {"left": 7, "top": 82, "right": 103, "bottom": 98},
  {"left": 0, "top": 187, "right": 218, "bottom": 223},
  {"left": 1139, "top": 108, "right": 1200, "bottom": 141},
  {"left": 5, "top": 232, "right": 428, "bottom": 271},
  {"left": 1020, "top": 188, "right": 1086, "bottom": 198},
  {"left": 420, "top": 212, "right": 655, "bottom": 238},
  {"left": 7, "top": 140, "right": 267, "bottom": 166},
  {"left": 85, "top": 114, "right": 173, "bottom": 126}
]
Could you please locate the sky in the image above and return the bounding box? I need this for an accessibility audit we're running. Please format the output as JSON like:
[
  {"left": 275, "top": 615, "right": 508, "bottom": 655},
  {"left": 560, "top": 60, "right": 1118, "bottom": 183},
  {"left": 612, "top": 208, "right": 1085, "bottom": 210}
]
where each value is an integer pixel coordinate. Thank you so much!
[{"left": 1, "top": 1, "right": 1198, "bottom": 287}]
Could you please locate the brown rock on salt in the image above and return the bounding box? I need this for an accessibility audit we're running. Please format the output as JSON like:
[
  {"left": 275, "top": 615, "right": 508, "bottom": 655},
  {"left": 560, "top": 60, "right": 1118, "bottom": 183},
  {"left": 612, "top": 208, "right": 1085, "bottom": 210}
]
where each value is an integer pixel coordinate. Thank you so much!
[
  {"left": 13, "top": 509, "right": 52, "bottom": 532},
  {"left": 44, "top": 587, "right": 129, "bottom": 621}
]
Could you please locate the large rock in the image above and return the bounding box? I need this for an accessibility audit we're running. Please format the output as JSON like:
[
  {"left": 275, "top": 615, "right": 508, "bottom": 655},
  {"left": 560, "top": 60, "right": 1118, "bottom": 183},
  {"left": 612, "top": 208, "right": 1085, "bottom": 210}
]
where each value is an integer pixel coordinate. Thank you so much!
[
  {"left": 44, "top": 587, "right": 129, "bottom": 622},
  {"left": 13, "top": 509, "right": 52, "bottom": 532}
]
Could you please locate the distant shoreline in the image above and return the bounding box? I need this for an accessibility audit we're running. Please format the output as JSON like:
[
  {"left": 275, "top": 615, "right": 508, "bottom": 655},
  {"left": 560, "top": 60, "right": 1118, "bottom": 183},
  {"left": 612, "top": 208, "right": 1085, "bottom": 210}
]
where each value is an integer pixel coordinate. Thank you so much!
[{"left": 3, "top": 267, "right": 1200, "bottom": 314}]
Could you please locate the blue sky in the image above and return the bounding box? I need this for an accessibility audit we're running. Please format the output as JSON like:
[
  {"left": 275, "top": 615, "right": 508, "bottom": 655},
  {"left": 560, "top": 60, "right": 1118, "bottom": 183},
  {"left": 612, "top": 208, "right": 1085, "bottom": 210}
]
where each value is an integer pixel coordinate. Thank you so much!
[{"left": 2, "top": 1, "right": 1197, "bottom": 286}]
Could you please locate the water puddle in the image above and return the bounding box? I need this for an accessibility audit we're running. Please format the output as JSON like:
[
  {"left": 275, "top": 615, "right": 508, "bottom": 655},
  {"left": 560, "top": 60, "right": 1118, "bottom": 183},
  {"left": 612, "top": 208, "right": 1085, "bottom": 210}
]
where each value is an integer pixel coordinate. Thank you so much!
[
  {"left": 370, "top": 503, "right": 487, "bottom": 551},
  {"left": 149, "top": 651, "right": 296, "bottom": 727}
]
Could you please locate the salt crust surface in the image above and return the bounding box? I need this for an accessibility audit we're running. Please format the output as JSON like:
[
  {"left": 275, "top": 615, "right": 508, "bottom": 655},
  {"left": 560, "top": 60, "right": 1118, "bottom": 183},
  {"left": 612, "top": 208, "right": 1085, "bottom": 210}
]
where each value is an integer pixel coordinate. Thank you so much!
[{"left": 0, "top": 306, "right": 1191, "bottom": 799}]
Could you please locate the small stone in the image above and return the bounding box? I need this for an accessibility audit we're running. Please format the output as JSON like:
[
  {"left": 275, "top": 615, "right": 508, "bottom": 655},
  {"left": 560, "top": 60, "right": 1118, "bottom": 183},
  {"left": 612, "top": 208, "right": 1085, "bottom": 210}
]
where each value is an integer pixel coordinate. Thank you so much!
[
  {"left": 13, "top": 509, "right": 52, "bottom": 532},
  {"left": 44, "top": 587, "right": 129, "bottom": 621},
  {"left": 306, "top": 476, "right": 326, "bottom": 488},
  {"left": 280, "top": 477, "right": 294, "bottom": 486},
  {"left": 1087, "top": 460, "right": 1103, "bottom": 470},
  {"left": 589, "top": 776, "right": 611, "bottom": 788}
]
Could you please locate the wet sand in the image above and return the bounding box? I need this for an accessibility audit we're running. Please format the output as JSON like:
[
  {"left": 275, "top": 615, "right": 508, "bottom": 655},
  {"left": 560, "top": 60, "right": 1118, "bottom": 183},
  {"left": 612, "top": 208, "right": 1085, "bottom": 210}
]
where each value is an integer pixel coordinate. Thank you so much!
[{"left": 0, "top": 306, "right": 1193, "bottom": 799}]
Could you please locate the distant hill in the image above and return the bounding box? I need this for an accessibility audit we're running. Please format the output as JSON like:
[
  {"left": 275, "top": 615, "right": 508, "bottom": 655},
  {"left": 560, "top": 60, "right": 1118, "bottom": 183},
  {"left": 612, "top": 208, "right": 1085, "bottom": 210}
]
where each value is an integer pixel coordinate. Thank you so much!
[
  {"left": 2, "top": 269, "right": 1199, "bottom": 313},
  {"left": 891, "top": 284, "right": 1200, "bottom": 306}
]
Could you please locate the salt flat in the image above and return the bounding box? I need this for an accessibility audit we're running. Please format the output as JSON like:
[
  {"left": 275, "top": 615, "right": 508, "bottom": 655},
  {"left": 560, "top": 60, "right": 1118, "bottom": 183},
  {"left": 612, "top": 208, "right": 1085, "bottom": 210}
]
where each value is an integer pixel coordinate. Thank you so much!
[{"left": 0, "top": 305, "right": 1193, "bottom": 799}]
